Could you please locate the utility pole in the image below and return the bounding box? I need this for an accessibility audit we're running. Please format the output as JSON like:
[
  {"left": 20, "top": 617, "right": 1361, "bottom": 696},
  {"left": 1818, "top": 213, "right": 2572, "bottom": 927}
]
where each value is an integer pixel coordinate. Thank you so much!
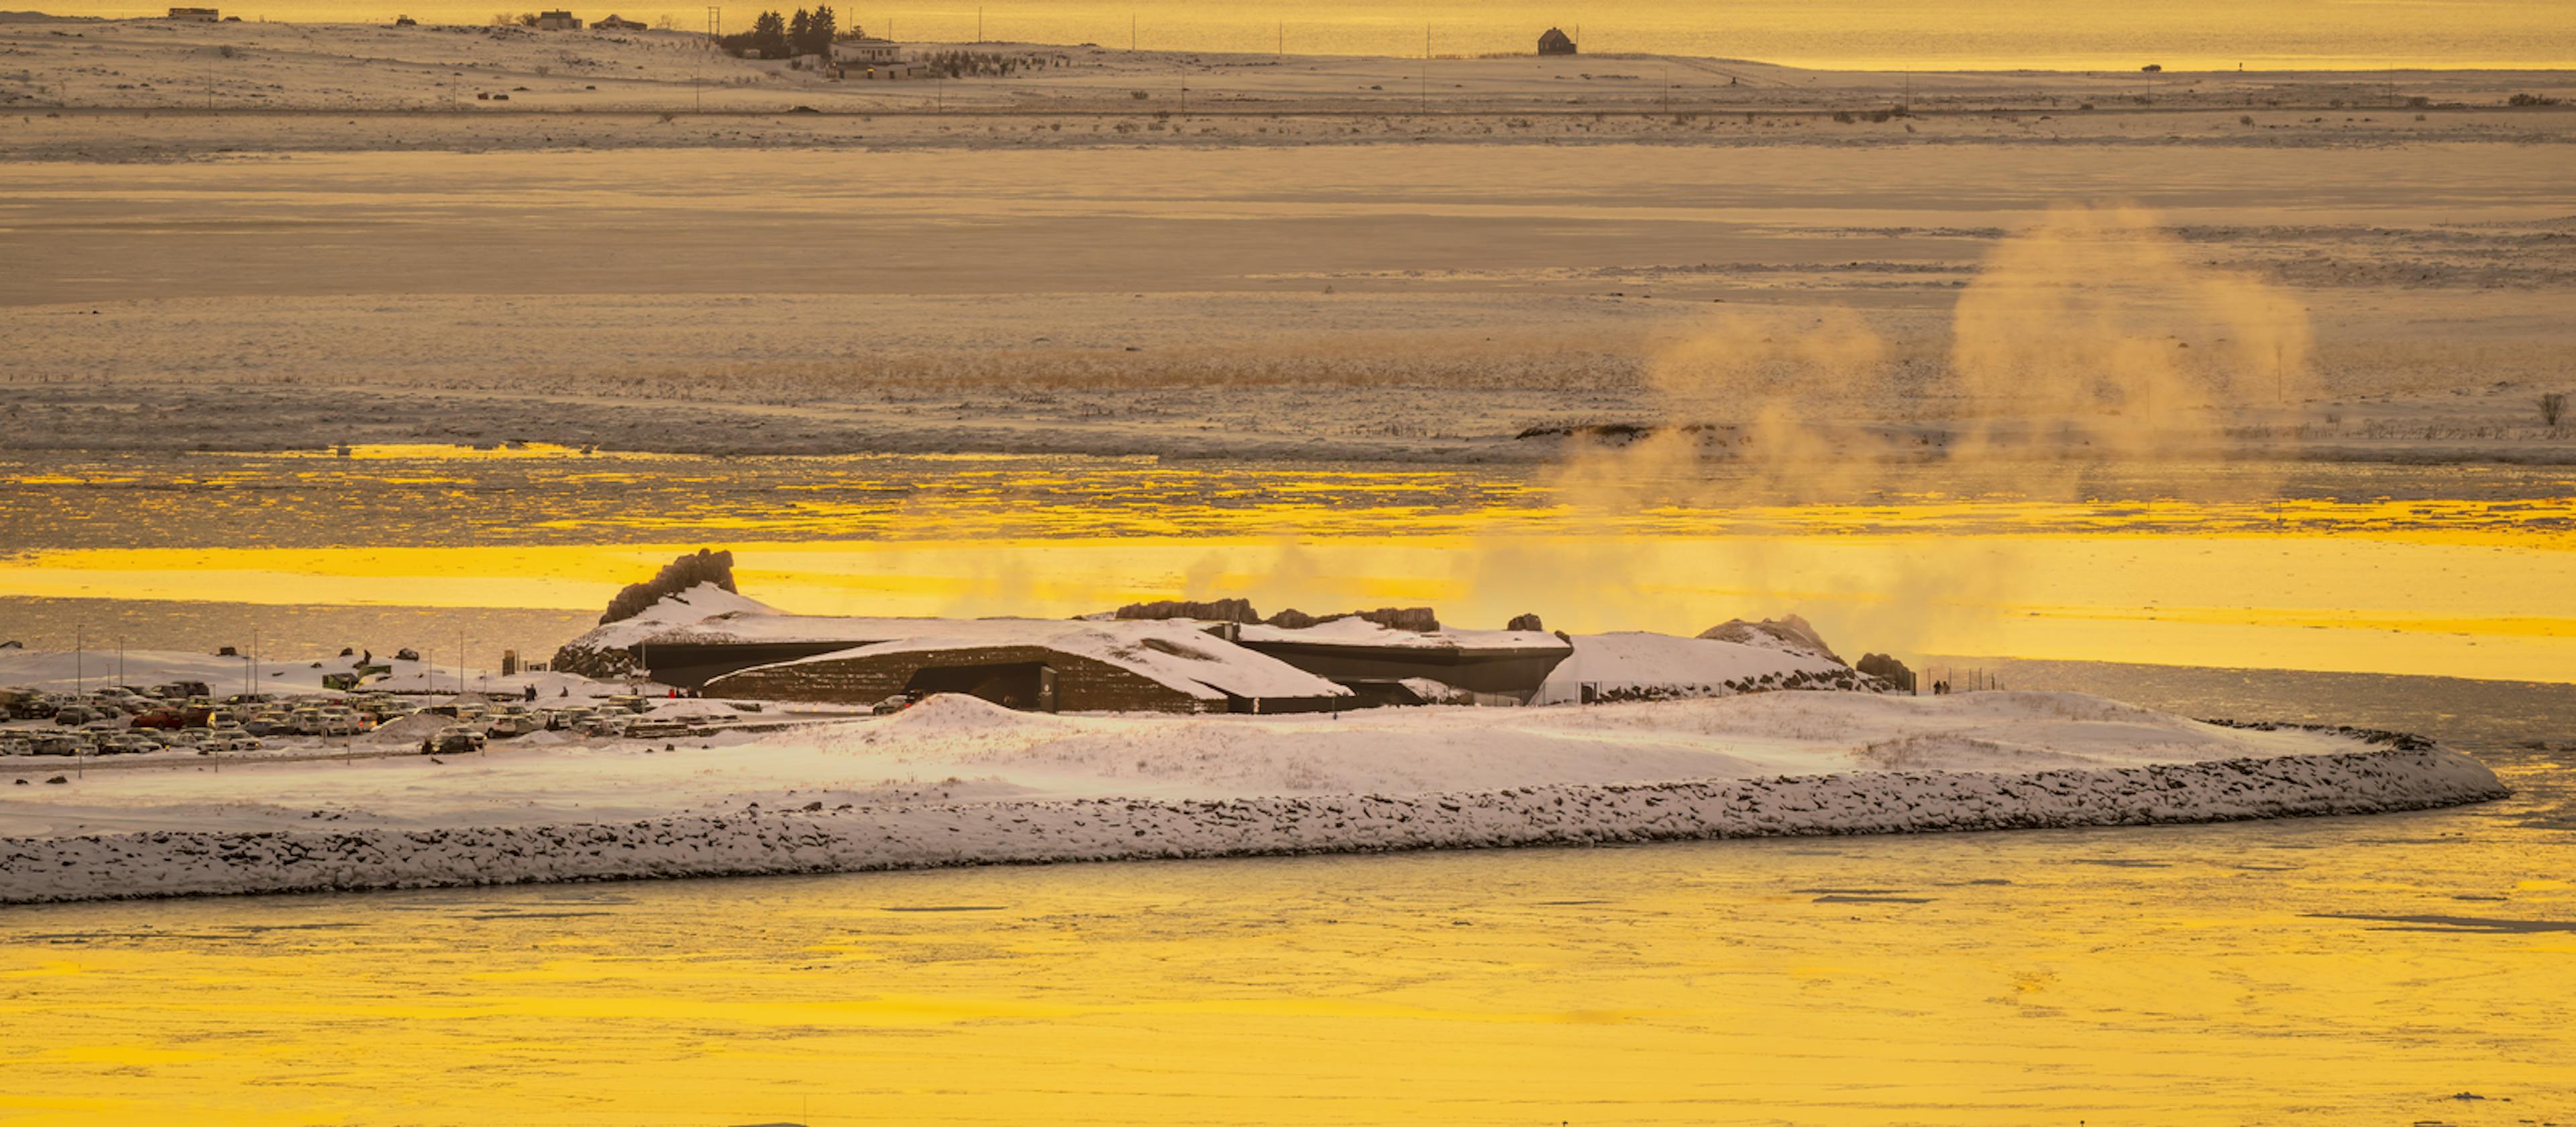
[
  {"left": 700, "top": 5, "right": 720, "bottom": 113},
  {"left": 74, "top": 626, "right": 83, "bottom": 696},
  {"left": 1130, "top": 12, "right": 1135, "bottom": 52},
  {"left": 1421, "top": 23, "right": 1429, "bottom": 115}
]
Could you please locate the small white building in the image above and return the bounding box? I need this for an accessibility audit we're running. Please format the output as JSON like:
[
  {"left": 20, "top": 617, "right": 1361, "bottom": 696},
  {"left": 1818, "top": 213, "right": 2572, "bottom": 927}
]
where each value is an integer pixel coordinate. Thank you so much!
[
  {"left": 830, "top": 36, "right": 914, "bottom": 78},
  {"left": 534, "top": 9, "right": 582, "bottom": 30}
]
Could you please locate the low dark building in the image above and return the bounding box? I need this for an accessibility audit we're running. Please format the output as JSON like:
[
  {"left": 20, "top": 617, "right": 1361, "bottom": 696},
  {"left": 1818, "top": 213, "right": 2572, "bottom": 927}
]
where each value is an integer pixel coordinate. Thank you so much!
[
  {"left": 1234, "top": 621, "right": 1572, "bottom": 706},
  {"left": 676, "top": 619, "right": 1352, "bottom": 715},
  {"left": 1538, "top": 27, "right": 1576, "bottom": 56}
]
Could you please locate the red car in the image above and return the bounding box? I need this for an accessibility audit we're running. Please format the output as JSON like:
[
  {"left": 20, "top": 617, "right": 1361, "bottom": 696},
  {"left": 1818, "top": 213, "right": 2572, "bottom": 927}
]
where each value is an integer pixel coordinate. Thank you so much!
[{"left": 131, "top": 708, "right": 189, "bottom": 730}]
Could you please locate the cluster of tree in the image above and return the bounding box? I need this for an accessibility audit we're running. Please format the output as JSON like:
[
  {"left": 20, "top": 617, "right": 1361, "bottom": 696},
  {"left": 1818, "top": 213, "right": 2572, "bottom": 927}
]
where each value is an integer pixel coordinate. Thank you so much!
[
  {"left": 914, "top": 48, "right": 1066, "bottom": 78},
  {"left": 718, "top": 6, "right": 842, "bottom": 60}
]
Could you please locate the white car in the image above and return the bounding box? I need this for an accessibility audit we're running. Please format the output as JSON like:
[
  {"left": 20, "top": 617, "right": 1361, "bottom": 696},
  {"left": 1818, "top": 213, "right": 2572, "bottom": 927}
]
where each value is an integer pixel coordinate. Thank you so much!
[{"left": 313, "top": 708, "right": 369, "bottom": 737}]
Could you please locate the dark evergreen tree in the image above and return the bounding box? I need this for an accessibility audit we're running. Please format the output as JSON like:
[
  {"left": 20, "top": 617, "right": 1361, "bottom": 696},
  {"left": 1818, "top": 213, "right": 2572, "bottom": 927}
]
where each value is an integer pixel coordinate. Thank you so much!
[
  {"left": 749, "top": 9, "right": 786, "bottom": 58},
  {"left": 786, "top": 9, "right": 810, "bottom": 54},
  {"left": 804, "top": 4, "right": 837, "bottom": 53}
]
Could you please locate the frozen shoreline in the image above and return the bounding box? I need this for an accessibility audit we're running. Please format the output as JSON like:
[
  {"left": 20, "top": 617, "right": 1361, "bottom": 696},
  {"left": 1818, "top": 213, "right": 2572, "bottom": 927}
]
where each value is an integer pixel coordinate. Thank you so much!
[{"left": 0, "top": 744, "right": 2507, "bottom": 904}]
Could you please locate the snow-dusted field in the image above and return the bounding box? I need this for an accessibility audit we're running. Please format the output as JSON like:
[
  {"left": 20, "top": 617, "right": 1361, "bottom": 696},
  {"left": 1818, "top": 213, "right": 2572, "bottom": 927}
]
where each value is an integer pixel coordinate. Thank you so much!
[{"left": 0, "top": 690, "right": 2507, "bottom": 902}]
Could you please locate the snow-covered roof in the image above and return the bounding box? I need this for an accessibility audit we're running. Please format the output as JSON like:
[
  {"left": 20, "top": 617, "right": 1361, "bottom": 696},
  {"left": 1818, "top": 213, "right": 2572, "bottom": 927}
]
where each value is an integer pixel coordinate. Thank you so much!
[
  {"left": 1236, "top": 617, "right": 1569, "bottom": 653},
  {"left": 1534, "top": 632, "right": 1848, "bottom": 704},
  {"left": 712, "top": 618, "right": 1352, "bottom": 704}
]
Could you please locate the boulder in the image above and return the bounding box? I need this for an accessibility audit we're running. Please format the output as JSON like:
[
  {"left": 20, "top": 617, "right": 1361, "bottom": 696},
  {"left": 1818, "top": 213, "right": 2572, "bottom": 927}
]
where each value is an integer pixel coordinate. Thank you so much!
[{"left": 1855, "top": 652, "right": 1915, "bottom": 692}]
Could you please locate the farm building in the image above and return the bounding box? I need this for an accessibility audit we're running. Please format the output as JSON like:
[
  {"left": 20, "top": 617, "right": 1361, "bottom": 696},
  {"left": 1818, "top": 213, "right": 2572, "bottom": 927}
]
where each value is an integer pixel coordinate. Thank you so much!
[
  {"left": 166, "top": 7, "right": 221, "bottom": 19},
  {"left": 592, "top": 13, "right": 646, "bottom": 30},
  {"left": 535, "top": 9, "right": 582, "bottom": 30},
  {"left": 1538, "top": 27, "right": 1577, "bottom": 56}
]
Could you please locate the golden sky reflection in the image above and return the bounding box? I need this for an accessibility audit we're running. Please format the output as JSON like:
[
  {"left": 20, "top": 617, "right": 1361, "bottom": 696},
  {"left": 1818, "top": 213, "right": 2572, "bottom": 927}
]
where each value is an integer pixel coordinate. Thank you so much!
[{"left": 7, "top": 531, "right": 2570, "bottom": 682}]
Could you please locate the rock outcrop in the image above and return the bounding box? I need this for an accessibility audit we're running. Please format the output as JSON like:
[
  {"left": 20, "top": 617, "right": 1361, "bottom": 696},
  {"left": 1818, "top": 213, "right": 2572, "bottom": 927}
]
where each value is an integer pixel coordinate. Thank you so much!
[
  {"left": 1856, "top": 653, "right": 1916, "bottom": 692},
  {"left": 600, "top": 549, "right": 737, "bottom": 627},
  {"left": 1265, "top": 606, "right": 1442, "bottom": 633},
  {"left": 1699, "top": 614, "right": 1841, "bottom": 664},
  {"left": 1505, "top": 612, "right": 1545, "bottom": 632},
  {"left": 1108, "top": 598, "right": 1262, "bottom": 624},
  {"left": 552, "top": 550, "right": 764, "bottom": 679}
]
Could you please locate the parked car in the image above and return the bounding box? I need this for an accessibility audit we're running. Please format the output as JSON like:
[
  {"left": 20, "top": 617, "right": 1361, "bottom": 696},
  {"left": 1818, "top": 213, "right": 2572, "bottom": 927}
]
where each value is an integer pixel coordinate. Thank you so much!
[
  {"left": 870, "top": 694, "right": 918, "bottom": 716},
  {"left": 485, "top": 708, "right": 547, "bottom": 738},
  {"left": 573, "top": 713, "right": 631, "bottom": 738},
  {"left": 131, "top": 708, "right": 189, "bottom": 730},
  {"left": 420, "top": 726, "right": 486, "bottom": 755},
  {"left": 54, "top": 705, "right": 101, "bottom": 727},
  {"left": 1, "top": 689, "right": 58, "bottom": 720},
  {"left": 311, "top": 707, "right": 369, "bottom": 737},
  {"left": 103, "top": 733, "right": 162, "bottom": 755}
]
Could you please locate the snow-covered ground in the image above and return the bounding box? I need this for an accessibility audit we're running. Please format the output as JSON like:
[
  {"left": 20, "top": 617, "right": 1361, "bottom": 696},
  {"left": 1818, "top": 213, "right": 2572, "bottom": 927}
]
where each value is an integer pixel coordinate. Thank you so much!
[
  {"left": 0, "top": 690, "right": 2507, "bottom": 902},
  {"left": 0, "top": 644, "right": 630, "bottom": 700}
]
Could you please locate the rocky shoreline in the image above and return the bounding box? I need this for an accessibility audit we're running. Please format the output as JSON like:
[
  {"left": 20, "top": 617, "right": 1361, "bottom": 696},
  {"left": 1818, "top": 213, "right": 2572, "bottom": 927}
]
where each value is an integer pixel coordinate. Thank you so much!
[{"left": 0, "top": 745, "right": 2507, "bottom": 904}]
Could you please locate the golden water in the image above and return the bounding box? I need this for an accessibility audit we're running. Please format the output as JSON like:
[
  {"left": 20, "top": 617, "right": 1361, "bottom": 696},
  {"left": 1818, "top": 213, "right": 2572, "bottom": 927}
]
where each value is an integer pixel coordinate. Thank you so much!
[
  {"left": 3, "top": 784, "right": 2569, "bottom": 1126},
  {"left": 8, "top": 451, "right": 2575, "bottom": 681}
]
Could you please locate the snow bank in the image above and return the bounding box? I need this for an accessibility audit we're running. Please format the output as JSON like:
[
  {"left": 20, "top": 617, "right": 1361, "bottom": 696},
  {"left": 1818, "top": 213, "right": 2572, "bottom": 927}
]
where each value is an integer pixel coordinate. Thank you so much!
[
  {"left": 0, "top": 692, "right": 2511, "bottom": 902},
  {"left": 0, "top": 648, "right": 625, "bottom": 700},
  {"left": 1534, "top": 632, "right": 1863, "bottom": 704},
  {"left": 1237, "top": 618, "right": 1566, "bottom": 652},
  {"left": 0, "top": 746, "right": 2505, "bottom": 904}
]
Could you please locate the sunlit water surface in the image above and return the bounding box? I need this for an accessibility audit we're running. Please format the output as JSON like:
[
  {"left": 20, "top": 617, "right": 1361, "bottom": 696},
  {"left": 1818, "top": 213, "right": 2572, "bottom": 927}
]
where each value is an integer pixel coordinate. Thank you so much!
[
  {"left": 3, "top": 451, "right": 2571, "bottom": 681},
  {"left": 0, "top": 663, "right": 2569, "bottom": 1126}
]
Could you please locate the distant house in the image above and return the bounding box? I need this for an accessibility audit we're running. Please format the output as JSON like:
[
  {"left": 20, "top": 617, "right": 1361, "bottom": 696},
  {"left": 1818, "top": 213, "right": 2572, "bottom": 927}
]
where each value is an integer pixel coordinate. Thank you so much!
[
  {"left": 534, "top": 9, "right": 582, "bottom": 30},
  {"left": 1538, "top": 27, "right": 1576, "bottom": 56},
  {"left": 830, "top": 36, "right": 912, "bottom": 78},
  {"left": 166, "top": 6, "right": 221, "bottom": 19},
  {"left": 592, "top": 13, "right": 646, "bottom": 30},
  {"left": 392, "top": 13, "right": 417, "bottom": 24}
]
